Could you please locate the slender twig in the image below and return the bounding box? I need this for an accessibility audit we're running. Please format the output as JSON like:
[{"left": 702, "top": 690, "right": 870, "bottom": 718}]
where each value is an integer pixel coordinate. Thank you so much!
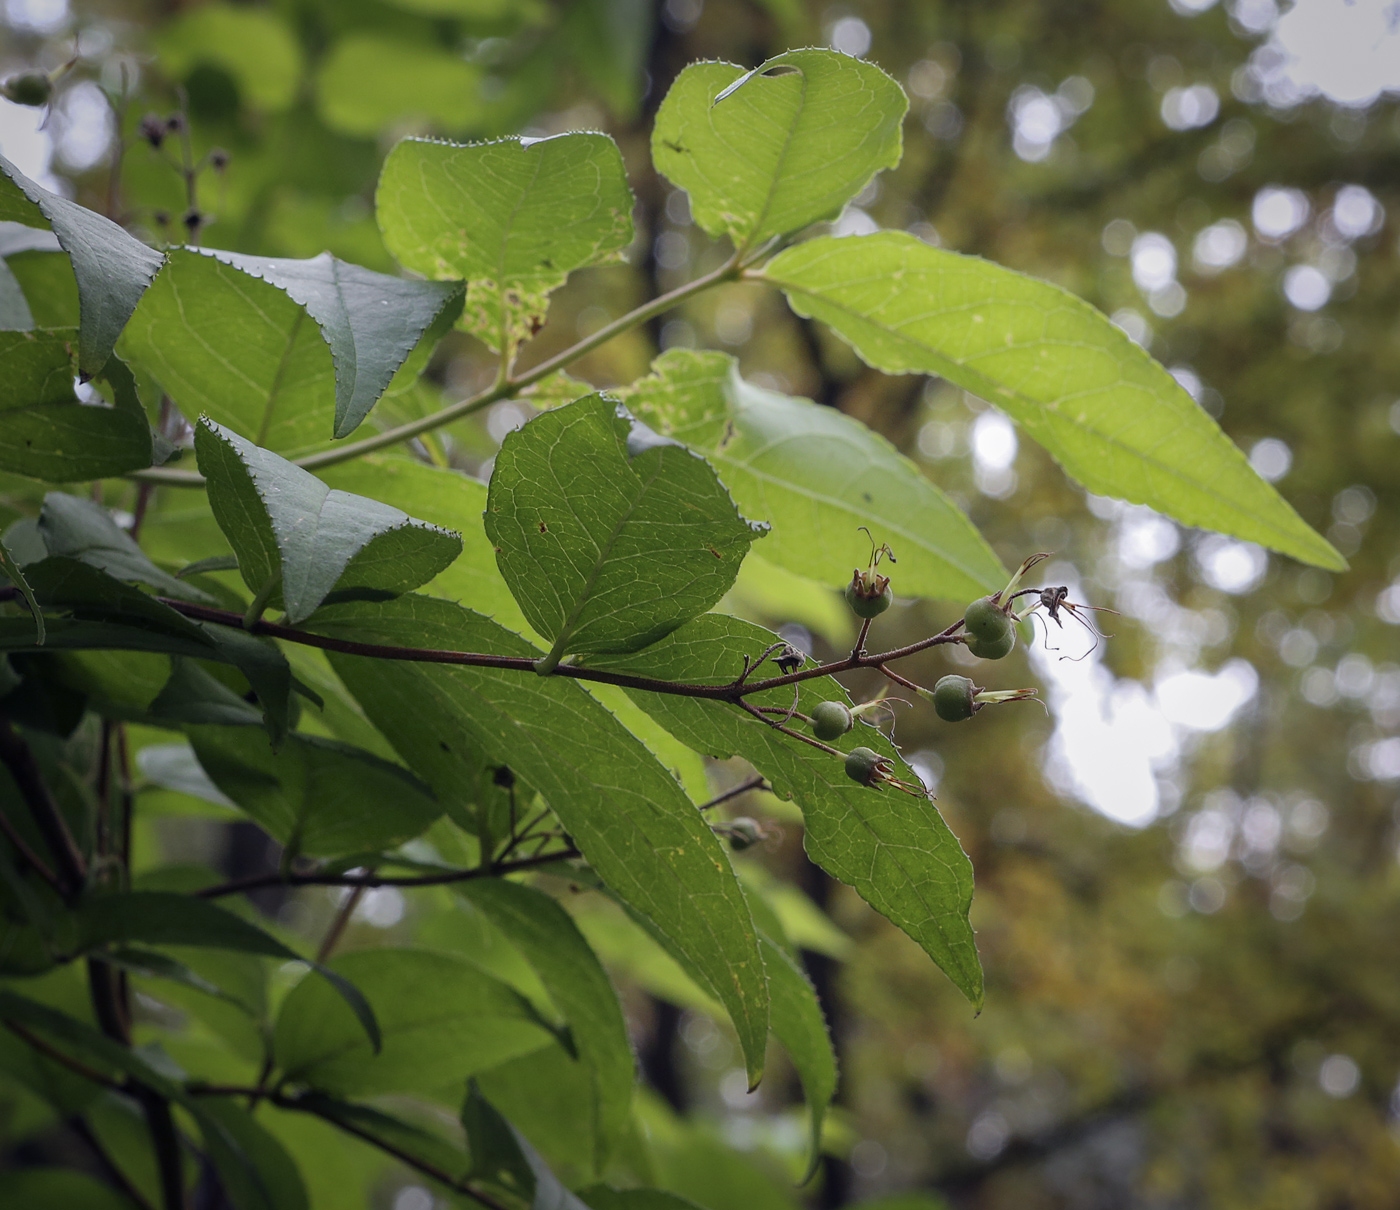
[
  {"left": 194, "top": 848, "right": 580, "bottom": 900},
  {"left": 697, "top": 774, "right": 769, "bottom": 812},
  {"left": 2, "top": 1019, "right": 123, "bottom": 1090},
  {"left": 266, "top": 1091, "right": 513, "bottom": 1210},
  {"left": 738, "top": 699, "right": 842, "bottom": 756},
  {"left": 148, "top": 596, "right": 965, "bottom": 702},
  {"left": 0, "top": 719, "right": 86, "bottom": 900},
  {"left": 0, "top": 803, "right": 64, "bottom": 895},
  {"left": 878, "top": 665, "right": 925, "bottom": 694},
  {"left": 852, "top": 616, "right": 873, "bottom": 659},
  {"left": 316, "top": 879, "right": 370, "bottom": 963},
  {"left": 128, "top": 252, "right": 746, "bottom": 487}
]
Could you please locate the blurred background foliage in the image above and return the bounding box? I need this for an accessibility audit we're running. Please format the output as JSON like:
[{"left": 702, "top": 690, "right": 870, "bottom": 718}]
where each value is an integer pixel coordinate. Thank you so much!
[{"left": 2, "top": 0, "right": 1399, "bottom": 1206}]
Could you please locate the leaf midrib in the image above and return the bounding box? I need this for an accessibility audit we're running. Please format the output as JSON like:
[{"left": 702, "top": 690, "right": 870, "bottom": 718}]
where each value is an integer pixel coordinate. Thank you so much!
[{"left": 773, "top": 276, "right": 1334, "bottom": 560}]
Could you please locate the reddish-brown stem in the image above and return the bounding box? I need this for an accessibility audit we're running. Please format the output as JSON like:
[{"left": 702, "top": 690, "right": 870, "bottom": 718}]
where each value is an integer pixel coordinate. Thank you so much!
[
  {"left": 878, "top": 665, "right": 926, "bottom": 694},
  {"left": 1, "top": 1019, "right": 123, "bottom": 1090},
  {"left": 852, "top": 616, "right": 873, "bottom": 658},
  {"left": 738, "top": 699, "right": 842, "bottom": 756},
  {"left": 146, "top": 596, "right": 966, "bottom": 703}
]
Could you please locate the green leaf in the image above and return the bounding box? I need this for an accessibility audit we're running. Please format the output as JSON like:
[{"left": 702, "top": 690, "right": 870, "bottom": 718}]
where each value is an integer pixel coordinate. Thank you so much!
[
  {"left": 622, "top": 350, "right": 1004, "bottom": 601},
  {"left": 273, "top": 948, "right": 555, "bottom": 1096},
  {"left": 0, "top": 328, "right": 75, "bottom": 408},
  {"left": 38, "top": 492, "right": 210, "bottom": 602},
  {"left": 0, "top": 1167, "right": 138, "bottom": 1210},
  {"left": 485, "top": 394, "right": 766, "bottom": 665},
  {"left": 314, "top": 594, "right": 770, "bottom": 1083},
  {"left": 195, "top": 420, "right": 462, "bottom": 623},
  {"left": 0, "top": 155, "right": 164, "bottom": 376},
  {"left": 562, "top": 0, "right": 655, "bottom": 120},
  {"left": 456, "top": 880, "right": 634, "bottom": 1171},
  {"left": 763, "top": 232, "right": 1344, "bottom": 571},
  {"left": 316, "top": 36, "right": 485, "bottom": 138},
  {"left": 121, "top": 249, "right": 461, "bottom": 448},
  {"left": 580, "top": 1187, "right": 706, "bottom": 1210},
  {"left": 71, "top": 890, "right": 379, "bottom": 1052},
  {"left": 74, "top": 889, "right": 305, "bottom": 958},
  {"left": 0, "top": 531, "right": 43, "bottom": 645},
  {"left": 760, "top": 936, "right": 836, "bottom": 1183},
  {"left": 18, "top": 555, "right": 293, "bottom": 743},
  {"left": 0, "top": 998, "right": 303, "bottom": 1210},
  {"left": 0, "top": 256, "right": 34, "bottom": 330},
  {"left": 274, "top": 1092, "right": 472, "bottom": 1188},
  {"left": 461, "top": 1082, "right": 593, "bottom": 1209},
  {"left": 316, "top": 456, "right": 527, "bottom": 633},
  {"left": 0, "top": 331, "right": 152, "bottom": 481},
  {"left": 204, "top": 249, "right": 461, "bottom": 439},
  {"left": 192, "top": 1096, "right": 310, "bottom": 1210},
  {"left": 155, "top": 2, "right": 303, "bottom": 112},
  {"left": 652, "top": 50, "right": 906, "bottom": 250},
  {"left": 591, "top": 613, "right": 982, "bottom": 1007},
  {"left": 148, "top": 658, "right": 264, "bottom": 727},
  {"left": 188, "top": 726, "right": 441, "bottom": 858},
  {"left": 377, "top": 133, "right": 634, "bottom": 357}
]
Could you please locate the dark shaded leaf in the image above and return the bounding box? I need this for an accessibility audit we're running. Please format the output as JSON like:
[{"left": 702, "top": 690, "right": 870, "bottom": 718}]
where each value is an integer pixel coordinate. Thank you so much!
[
  {"left": 273, "top": 948, "right": 554, "bottom": 1095},
  {"left": 0, "top": 154, "right": 163, "bottom": 376},
  {"left": 189, "top": 726, "right": 441, "bottom": 858},
  {"left": 457, "top": 880, "right": 635, "bottom": 1169},
  {"left": 196, "top": 420, "right": 461, "bottom": 624},
  {"left": 314, "top": 594, "right": 770, "bottom": 1084},
  {"left": 462, "top": 1081, "right": 592, "bottom": 1210}
]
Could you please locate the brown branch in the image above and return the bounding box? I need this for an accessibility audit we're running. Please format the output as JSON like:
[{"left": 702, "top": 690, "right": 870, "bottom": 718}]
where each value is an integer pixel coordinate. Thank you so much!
[
  {"left": 151, "top": 596, "right": 966, "bottom": 703},
  {"left": 0, "top": 719, "right": 87, "bottom": 900},
  {"left": 1, "top": 1019, "right": 123, "bottom": 1090},
  {"left": 194, "top": 848, "right": 581, "bottom": 900},
  {"left": 698, "top": 775, "right": 769, "bottom": 811}
]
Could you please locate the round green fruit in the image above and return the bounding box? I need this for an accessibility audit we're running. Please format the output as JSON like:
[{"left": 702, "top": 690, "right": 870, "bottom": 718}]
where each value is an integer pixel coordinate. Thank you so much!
[
  {"left": 844, "top": 581, "right": 893, "bottom": 619},
  {"left": 727, "top": 818, "right": 763, "bottom": 851},
  {"left": 811, "top": 700, "right": 854, "bottom": 741},
  {"left": 2, "top": 73, "right": 52, "bottom": 107},
  {"left": 963, "top": 595, "right": 1013, "bottom": 643},
  {"left": 844, "top": 746, "right": 884, "bottom": 786},
  {"left": 932, "top": 675, "right": 976, "bottom": 722},
  {"left": 967, "top": 627, "right": 1016, "bottom": 660}
]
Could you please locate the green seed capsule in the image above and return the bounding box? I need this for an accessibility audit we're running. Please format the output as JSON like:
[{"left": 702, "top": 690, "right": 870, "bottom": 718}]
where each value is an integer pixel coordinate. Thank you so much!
[
  {"left": 844, "top": 746, "right": 885, "bottom": 786},
  {"left": 2, "top": 73, "right": 52, "bottom": 107},
  {"left": 811, "top": 700, "right": 854, "bottom": 741},
  {"left": 931, "top": 675, "right": 976, "bottom": 722},
  {"left": 844, "top": 580, "right": 893, "bottom": 618},
  {"left": 727, "top": 817, "right": 764, "bottom": 851},
  {"left": 967, "top": 626, "right": 1016, "bottom": 660},
  {"left": 963, "top": 595, "right": 1013, "bottom": 643}
]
